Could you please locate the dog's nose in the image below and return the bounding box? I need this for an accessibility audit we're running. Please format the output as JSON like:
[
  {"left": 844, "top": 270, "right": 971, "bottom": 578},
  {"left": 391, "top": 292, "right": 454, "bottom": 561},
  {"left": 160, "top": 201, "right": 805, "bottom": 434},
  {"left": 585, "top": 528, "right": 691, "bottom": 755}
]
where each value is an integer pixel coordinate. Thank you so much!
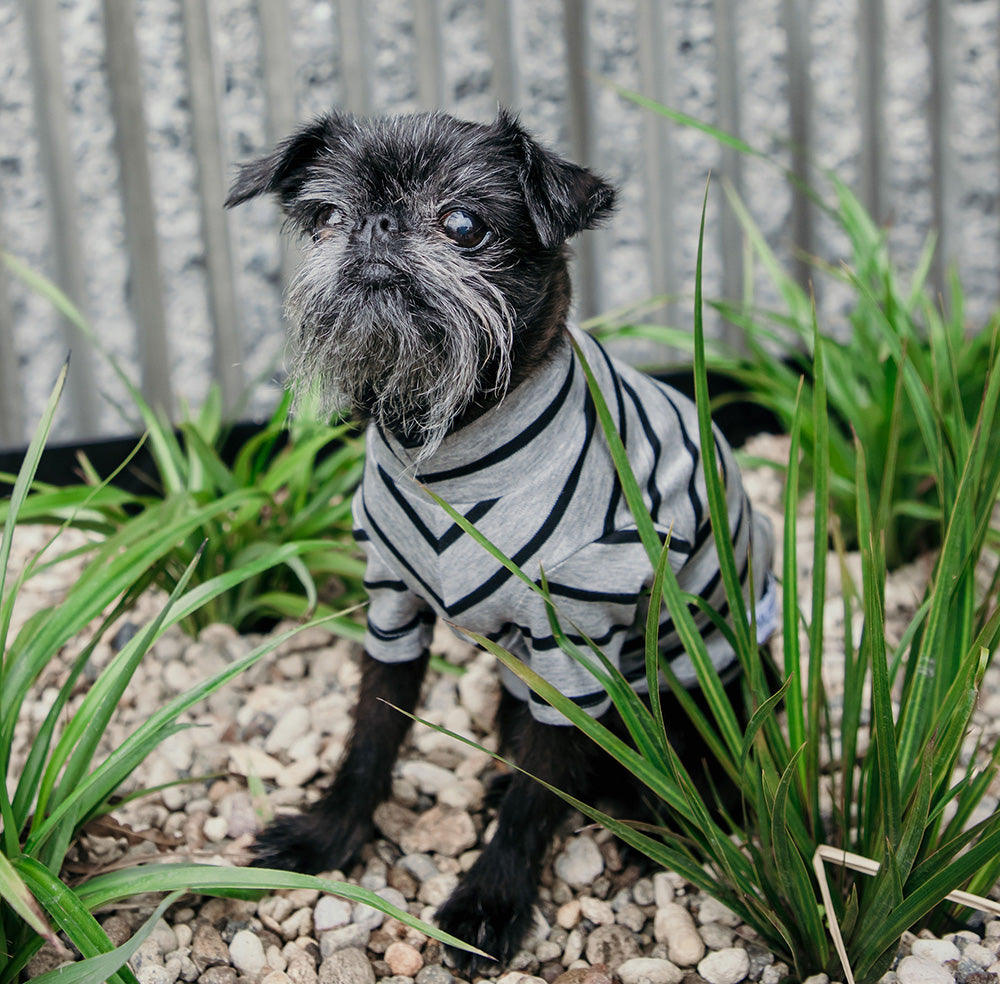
[{"left": 357, "top": 212, "right": 400, "bottom": 244}]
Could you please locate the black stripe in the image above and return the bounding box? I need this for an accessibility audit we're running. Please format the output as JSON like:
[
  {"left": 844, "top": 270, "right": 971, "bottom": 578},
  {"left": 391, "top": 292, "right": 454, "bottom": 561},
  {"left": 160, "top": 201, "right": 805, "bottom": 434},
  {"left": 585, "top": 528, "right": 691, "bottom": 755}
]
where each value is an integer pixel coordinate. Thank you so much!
[
  {"left": 654, "top": 382, "right": 703, "bottom": 531},
  {"left": 377, "top": 464, "right": 498, "bottom": 554},
  {"left": 545, "top": 580, "right": 641, "bottom": 604},
  {"left": 417, "top": 352, "right": 576, "bottom": 483},
  {"left": 529, "top": 689, "right": 608, "bottom": 709},
  {"left": 444, "top": 387, "right": 599, "bottom": 617},
  {"left": 621, "top": 378, "right": 663, "bottom": 516},
  {"left": 592, "top": 337, "right": 628, "bottom": 537},
  {"left": 364, "top": 577, "right": 410, "bottom": 592},
  {"left": 362, "top": 497, "right": 446, "bottom": 610},
  {"left": 597, "top": 527, "right": 694, "bottom": 555},
  {"left": 368, "top": 609, "right": 433, "bottom": 641}
]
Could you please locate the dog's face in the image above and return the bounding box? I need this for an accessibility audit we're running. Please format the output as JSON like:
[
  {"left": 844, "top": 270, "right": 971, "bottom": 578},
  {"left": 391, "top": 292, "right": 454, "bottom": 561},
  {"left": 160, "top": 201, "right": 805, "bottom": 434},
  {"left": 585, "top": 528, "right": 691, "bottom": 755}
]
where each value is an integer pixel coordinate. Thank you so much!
[{"left": 227, "top": 109, "right": 615, "bottom": 454}]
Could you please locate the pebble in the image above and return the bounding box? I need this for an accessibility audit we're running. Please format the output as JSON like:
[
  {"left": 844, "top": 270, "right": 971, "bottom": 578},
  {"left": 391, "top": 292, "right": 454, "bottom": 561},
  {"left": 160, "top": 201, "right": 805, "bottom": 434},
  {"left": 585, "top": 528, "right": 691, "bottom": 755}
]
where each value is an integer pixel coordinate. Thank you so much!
[
  {"left": 229, "top": 929, "right": 267, "bottom": 977},
  {"left": 399, "top": 806, "right": 478, "bottom": 857},
  {"left": 616, "top": 957, "right": 685, "bottom": 984},
  {"left": 584, "top": 925, "right": 641, "bottom": 970},
  {"left": 697, "top": 947, "right": 750, "bottom": 984},
  {"left": 911, "top": 939, "right": 962, "bottom": 963},
  {"left": 553, "top": 836, "right": 604, "bottom": 888},
  {"left": 653, "top": 904, "right": 705, "bottom": 967},
  {"left": 557, "top": 900, "right": 582, "bottom": 930},
  {"left": 192, "top": 924, "right": 230, "bottom": 971},
  {"left": 385, "top": 942, "right": 423, "bottom": 977},
  {"left": 579, "top": 897, "right": 615, "bottom": 926},
  {"left": 318, "top": 947, "right": 376, "bottom": 984},
  {"left": 314, "top": 897, "right": 353, "bottom": 932},
  {"left": 896, "top": 955, "right": 957, "bottom": 984},
  {"left": 698, "top": 897, "right": 741, "bottom": 927}
]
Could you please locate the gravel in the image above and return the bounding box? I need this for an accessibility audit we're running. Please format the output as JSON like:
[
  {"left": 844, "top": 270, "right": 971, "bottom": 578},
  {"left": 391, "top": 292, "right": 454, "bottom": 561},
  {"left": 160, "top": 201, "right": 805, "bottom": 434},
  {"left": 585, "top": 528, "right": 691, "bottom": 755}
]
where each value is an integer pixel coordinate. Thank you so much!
[{"left": 8, "top": 437, "right": 1000, "bottom": 984}]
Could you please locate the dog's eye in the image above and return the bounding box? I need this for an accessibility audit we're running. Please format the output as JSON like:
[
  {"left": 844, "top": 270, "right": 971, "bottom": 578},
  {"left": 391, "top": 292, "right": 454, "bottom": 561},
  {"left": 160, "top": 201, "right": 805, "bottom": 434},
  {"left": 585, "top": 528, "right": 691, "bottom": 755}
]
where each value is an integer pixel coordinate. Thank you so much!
[
  {"left": 440, "top": 209, "right": 490, "bottom": 250},
  {"left": 314, "top": 205, "right": 344, "bottom": 230}
]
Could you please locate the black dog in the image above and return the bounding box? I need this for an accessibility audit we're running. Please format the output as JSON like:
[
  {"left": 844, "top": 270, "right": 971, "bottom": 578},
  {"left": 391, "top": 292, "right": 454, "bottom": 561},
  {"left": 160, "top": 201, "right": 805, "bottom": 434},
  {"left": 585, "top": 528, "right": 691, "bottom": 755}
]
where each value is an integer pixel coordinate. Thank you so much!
[{"left": 226, "top": 109, "right": 774, "bottom": 972}]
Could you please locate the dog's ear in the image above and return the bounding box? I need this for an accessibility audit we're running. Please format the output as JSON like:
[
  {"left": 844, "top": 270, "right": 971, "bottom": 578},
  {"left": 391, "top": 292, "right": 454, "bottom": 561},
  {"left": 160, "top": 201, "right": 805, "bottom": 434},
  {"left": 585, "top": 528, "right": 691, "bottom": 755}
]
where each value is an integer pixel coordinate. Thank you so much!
[
  {"left": 494, "top": 108, "right": 616, "bottom": 249},
  {"left": 225, "top": 114, "right": 350, "bottom": 209}
]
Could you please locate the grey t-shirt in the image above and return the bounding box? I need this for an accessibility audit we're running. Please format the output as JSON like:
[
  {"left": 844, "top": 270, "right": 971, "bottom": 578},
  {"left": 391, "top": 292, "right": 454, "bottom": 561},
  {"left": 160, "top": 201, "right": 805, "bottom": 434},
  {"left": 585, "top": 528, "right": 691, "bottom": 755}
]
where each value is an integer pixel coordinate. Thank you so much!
[{"left": 352, "top": 325, "right": 776, "bottom": 725}]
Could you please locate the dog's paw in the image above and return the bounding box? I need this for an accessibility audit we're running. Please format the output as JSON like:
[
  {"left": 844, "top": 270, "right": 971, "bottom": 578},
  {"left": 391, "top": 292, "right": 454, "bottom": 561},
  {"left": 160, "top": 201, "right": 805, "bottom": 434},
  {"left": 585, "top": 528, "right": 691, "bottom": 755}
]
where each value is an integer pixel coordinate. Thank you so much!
[
  {"left": 250, "top": 811, "right": 370, "bottom": 875},
  {"left": 435, "top": 877, "right": 537, "bottom": 976}
]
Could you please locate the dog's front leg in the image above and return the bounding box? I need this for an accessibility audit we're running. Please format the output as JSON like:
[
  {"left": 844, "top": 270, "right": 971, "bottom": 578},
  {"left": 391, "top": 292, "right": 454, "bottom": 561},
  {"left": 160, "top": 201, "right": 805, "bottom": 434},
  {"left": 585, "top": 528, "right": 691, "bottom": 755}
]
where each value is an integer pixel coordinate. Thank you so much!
[
  {"left": 436, "top": 696, "right": 596, "bottom": 973},
  {"left": 252, "top": 651, "right": 430, "bottom": 874}
]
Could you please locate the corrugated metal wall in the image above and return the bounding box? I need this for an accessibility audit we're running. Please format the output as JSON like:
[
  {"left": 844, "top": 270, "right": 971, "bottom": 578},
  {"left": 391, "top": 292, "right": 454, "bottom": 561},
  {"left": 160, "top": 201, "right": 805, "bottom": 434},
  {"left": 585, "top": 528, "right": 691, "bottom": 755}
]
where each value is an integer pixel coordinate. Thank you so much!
[{"left": 0, "top": 0, "right": 997, "bottom": 449}]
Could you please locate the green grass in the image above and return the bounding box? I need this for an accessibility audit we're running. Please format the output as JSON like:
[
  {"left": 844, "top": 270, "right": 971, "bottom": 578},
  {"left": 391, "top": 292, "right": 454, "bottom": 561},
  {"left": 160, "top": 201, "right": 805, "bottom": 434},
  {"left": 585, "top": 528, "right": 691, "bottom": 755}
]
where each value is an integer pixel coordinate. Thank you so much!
[
  {"left": 589, "top": 93, "right": 999, "bottom": 572},
  {"left": 1, "top": 253, "right": 367, "bottom": 636},
  {"left": 0, "top": 367, "right": 485, "bottom": 983},
  {"left": 418, "top": 188, "right": 1000, "bottom": 982}
]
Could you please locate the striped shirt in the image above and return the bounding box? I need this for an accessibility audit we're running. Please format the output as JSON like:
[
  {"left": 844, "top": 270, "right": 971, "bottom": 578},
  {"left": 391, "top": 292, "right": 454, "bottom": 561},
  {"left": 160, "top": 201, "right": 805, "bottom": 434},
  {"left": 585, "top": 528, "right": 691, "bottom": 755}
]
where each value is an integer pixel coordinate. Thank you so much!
[{"left": 353, "top": 325, "right": 776, "bottom": 725}]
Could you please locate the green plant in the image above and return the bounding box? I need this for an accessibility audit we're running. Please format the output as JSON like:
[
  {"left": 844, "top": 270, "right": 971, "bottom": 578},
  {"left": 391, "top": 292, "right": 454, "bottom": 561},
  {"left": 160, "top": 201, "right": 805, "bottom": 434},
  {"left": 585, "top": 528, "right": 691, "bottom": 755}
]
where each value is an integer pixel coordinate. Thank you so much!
[
  {"left": 589, "top": 89, "right": 1000, "bottom": 570},
  {"left": 419, "top": 193, "right": 1000, "bottom": 982},
  {"left": 1, "top": 253, "right": 367, "bottom": 634},
  {"left": 0, "top": 367, "right": 483, "bottom": 983}
]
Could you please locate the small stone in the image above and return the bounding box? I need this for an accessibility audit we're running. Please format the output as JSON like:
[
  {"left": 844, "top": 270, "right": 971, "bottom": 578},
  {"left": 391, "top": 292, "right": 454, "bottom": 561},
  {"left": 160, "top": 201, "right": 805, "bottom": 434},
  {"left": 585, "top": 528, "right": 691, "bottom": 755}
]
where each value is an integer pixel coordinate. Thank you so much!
[
  {"left": 962, "top": 944, "right": 996, "bottom": 968},
  {"left": 616, "top": 904, "right": 647, "bottom": 933},
  {"left": 802, "top": 975, "right": 828, "bottom": 984},
  {"left": 652, "top": 873, "right": 675, "bottom": 908},
  {"left": 415, "top": 967, "right": 452, "bottom": 984},
  {"left": 562, "top": 928, "right": 586, "bottom": 966},
  {"left": 318, "top": 947, "right": 376, "bottom": 984},
  {"left": 314, "top": 897, "right": 353, "bottom": 932},
  {"left": 761, "top": 963, "right": 789, "bottom": 984},
  {"left": 550, "top": 967, "right": 613, "bottom": 984},
  {"left": 632, "top": 879, "right": 655, "bottom": 906},
  {"left": 136, "top": 965, "right": 175, "bottom": 984},
  {"left": 192, "top": 924, "right": 230, "bottom": 971},
  {"left": 616, "top": 957, "right": 684, "bottom": 984},
  {"left": 261, "top": 974, "right": 293, "bottom": 984},
  {"left": 203, "top": 816, "right": 229, "bottom": 842},
  {"left": 584, "top": 924, "right": 641, "bottom": 971},
  {"left": 697, "top": 947, "right": 750, "bottom": 984},
  {"left": 399, "top": 806, "right": 478, "bottom": 857},
  {"left": 496, "top": 974, "right": 546, "bottom": 984},
  {"left": 911, "top": 940, "right": 962, "bottom": 964},
  {"left": 229, "top": 929, "right": 267, "bottom": 978},
  {"left": 699, "top": 922, "right": 736, "bottom": 951},
  {"left": 579, "top": 897, "right": 615, "bottom": 925},
  {"left": 287, "top": 958, "right": 320, "bottom": 984},
  {"left": 653, "top": 903, "right": 705, "bottom": 967},
  {"left": 319, "top": 924, "right": 372, "bottom": 956},
  {"left": 198, "top": 968, "right": 238, "bottom": 984},
  {"left": 385, "top": 942, "right": 423, "bottom": 977},
  {"left": 553, "top": 835, "right": 604, "bottom": 888},
  {"left": 557, "top": 900, "right": 582, "bottom": 930},
  {"left": 398, "top": 854, "right": 441, "bottom": 883},
  {"left": 417, "top": 872, "right": 458, "bottom": 906},
  {"left": 698, "top": 897, "right": 741, "bottom": 927},
  {"left": 896, "top": 955, "right": 955, "bottom": 984},
  {"left": 265, "top": 706, "right": 313, "bottom": 755}
]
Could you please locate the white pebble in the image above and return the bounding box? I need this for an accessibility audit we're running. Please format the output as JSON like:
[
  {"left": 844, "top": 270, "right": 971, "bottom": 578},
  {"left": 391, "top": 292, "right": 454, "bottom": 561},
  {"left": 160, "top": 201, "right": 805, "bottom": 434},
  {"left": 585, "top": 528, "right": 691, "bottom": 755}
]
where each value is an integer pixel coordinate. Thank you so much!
[
  {"left": 961, "top": 943, "right": 995, "bottom": 968},
  {"left": 557, "top": 899, "right": 581, "bottom": 929},
  {"left": 313, "top": 896, "right": 353, "bottom": 932},
  {"left": 697, "top": 947, "right": 750, "bottom": 984},
  {"left": 617, "top": 957, "right": 685, "bottom": 984},
  {"left": 652, "top": 872, "right": 675, "bottom": 907},
  {"left": 654, "top": 903, "right": 705, "bottom": 967},
  {"left": 896, "top": 955, "right": 955, "bottom": 984},
  {"left": 910, "top": 939, "right": 961, "bottom": 963},
  {"left": 698, "top": 897, "right": 741, "bottom": 927},
  {"left": 579, "top": 896, "right": 615, "bottom": 925},
  {"left": 202, "top": 816, "right": 229, "bottom": 842},
  {"left": 229, "top": 929, "right": 267, "bottom": 978},
  {"left": 553, "top": 835, "right": 604, "bottom": 888},
  {"left": 399, "top": 760, "right": 457, "bottom": 795}
]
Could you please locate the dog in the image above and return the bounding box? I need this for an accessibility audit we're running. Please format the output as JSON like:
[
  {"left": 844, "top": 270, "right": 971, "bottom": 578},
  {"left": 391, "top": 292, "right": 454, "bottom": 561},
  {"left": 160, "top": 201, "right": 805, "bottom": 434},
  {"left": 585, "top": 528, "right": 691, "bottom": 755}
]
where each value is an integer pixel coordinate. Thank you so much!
[{"left": 226, "top": 108, "right": 775, "bottom": 973}]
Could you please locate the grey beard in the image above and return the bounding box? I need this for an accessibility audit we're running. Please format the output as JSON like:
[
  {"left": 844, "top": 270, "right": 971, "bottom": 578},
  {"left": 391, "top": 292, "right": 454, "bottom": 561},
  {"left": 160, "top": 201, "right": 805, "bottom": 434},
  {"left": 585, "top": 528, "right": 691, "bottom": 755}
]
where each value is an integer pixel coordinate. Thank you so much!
[{"left": 285, "top": 260, "right": 515, "bottom": 461}]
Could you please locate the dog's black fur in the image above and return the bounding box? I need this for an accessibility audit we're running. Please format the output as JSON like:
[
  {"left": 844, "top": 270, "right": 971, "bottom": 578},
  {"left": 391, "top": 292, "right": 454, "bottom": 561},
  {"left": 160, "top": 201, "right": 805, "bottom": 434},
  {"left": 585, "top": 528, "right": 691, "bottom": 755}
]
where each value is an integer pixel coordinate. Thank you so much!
[{"left": 226, "top": 109, "right": 735, "bottom": 973}]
